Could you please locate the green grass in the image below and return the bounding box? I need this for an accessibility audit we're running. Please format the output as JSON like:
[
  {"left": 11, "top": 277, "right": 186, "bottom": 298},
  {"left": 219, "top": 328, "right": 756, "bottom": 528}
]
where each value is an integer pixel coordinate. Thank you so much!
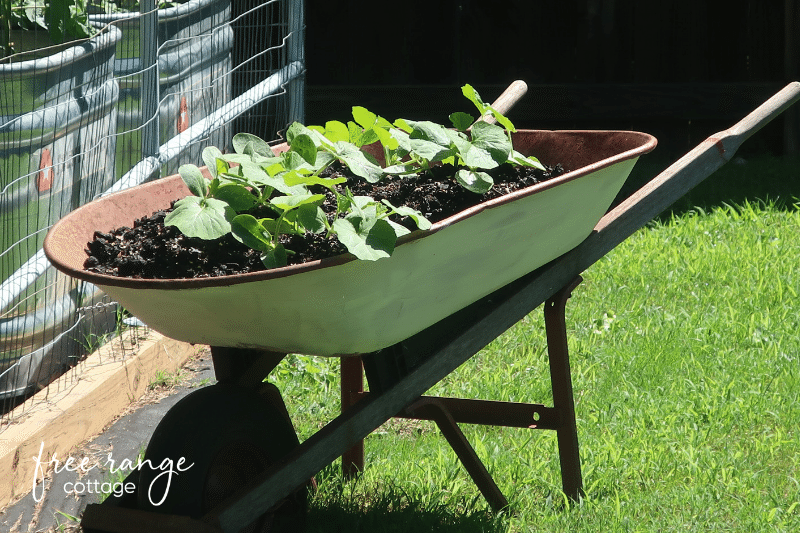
[{"left": 267, "top": 160, "right": 800, "bottom": 531}]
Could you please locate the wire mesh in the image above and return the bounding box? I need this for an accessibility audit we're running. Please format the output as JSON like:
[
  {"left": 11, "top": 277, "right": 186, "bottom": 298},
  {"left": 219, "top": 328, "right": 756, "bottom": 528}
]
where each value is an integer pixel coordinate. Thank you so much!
[{"left": 1, "top": 0, "right": 304, "bottom": 425}]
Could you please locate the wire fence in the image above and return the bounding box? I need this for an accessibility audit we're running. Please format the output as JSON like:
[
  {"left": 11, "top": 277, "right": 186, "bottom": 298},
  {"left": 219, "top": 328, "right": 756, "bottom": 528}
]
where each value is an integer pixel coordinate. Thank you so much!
[{"left": 0, "top": 0, "right": 304, "bottom": 426}]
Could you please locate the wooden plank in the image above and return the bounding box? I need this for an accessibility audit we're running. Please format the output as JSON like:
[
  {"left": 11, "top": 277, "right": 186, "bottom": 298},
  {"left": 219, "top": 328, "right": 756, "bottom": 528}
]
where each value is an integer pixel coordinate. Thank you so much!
[{"left": 0, "top": 331, "right": 201, "bottom": 510}]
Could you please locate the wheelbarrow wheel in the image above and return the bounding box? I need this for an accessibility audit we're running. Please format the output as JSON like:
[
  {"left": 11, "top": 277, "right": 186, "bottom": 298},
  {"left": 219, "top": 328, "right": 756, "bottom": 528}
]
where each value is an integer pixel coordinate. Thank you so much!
[{"left": 136, "top": 383, "right": 306, "bottom": 532}]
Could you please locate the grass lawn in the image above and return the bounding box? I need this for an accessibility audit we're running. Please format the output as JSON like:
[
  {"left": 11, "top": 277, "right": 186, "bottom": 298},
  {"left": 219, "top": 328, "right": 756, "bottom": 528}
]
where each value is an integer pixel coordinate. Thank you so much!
[{"left": 269, "top": 155, "right": 800, "bottom": 532}]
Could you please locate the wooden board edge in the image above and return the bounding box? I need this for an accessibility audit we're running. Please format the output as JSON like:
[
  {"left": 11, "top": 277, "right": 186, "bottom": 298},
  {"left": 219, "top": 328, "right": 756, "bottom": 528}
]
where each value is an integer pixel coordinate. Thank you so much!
[{"left": 0, "top": 331, "right": 203, "bottom": 510}]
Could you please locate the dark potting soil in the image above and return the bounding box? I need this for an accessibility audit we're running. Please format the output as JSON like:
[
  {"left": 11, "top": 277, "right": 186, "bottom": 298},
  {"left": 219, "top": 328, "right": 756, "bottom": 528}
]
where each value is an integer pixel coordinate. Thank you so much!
[{"left": 84, "top": 162, "right": 566, "bottom": 279}]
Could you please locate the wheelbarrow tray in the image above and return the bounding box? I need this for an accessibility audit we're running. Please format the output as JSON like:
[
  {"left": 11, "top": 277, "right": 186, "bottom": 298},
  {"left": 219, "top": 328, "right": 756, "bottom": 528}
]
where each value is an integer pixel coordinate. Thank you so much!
[{"left": 44, "top": 129, "right": 656, "bottom": 356}]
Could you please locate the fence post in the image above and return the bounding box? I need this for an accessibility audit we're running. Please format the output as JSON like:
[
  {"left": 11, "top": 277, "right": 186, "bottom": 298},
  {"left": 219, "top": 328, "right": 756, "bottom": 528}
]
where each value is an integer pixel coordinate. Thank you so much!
[
  {"left": 141, "top": 0, "right": 160, "bottom": 160},
  {"left": 287, "top": 0, "right": 305, "bottom": 125}
]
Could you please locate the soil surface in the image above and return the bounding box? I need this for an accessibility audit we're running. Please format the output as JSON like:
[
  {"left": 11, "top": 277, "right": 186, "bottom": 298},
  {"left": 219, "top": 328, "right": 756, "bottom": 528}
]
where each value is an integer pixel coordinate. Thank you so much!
[{"left": 84, "top": 162, "right": 565, "bottom": 279}]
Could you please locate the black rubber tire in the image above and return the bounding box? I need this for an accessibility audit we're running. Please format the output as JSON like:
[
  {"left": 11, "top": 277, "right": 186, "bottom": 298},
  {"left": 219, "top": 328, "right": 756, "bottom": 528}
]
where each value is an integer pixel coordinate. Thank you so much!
[{"left": 136, "top": 383, "right": 306, "bottom": 532}]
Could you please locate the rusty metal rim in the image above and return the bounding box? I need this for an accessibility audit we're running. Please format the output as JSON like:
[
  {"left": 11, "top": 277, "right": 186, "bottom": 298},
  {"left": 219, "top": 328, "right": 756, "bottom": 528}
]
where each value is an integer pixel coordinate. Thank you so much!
[{"left": 44, "top": 129, "right": 656, "bottom": 290}]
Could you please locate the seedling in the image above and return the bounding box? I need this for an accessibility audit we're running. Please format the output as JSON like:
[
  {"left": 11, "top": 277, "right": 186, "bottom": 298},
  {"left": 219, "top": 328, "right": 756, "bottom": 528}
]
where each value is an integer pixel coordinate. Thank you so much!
[{"left": 165, "top": 84, "right": 541, "bottom": 269}]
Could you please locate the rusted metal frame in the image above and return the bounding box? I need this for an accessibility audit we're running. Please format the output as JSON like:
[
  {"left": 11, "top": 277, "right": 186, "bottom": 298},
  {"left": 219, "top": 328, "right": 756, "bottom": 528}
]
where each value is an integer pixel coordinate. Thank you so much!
[
  {"left": 544, "top": 276, "right": 585, "bottom": 502},
  {"left": 404, "top": 396, "right": 509, "bottom": 512},
  {"left": 382, "top": 394, "right": 559, "bottom": 430},
  {"left": 340, "top": 356, "right": 365, "bottom": 478}
]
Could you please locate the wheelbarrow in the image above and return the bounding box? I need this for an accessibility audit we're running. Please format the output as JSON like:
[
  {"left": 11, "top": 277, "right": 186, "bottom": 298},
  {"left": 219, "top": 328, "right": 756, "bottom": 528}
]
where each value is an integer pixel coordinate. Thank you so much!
[{"left": 45, "top": 81, "right": 800, "bottom": 532}]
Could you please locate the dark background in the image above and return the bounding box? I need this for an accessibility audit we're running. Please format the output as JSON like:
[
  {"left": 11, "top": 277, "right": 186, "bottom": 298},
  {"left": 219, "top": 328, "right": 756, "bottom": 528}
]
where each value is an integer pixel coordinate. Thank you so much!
[{"left": 304, "top": 0, "right": 800, "bottom": 163}]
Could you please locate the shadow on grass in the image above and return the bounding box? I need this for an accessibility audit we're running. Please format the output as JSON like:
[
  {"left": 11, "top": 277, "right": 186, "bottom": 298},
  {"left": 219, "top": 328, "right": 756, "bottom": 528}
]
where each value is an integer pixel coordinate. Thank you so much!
[
  {"left": 614, "top": 152, "right": 800, "bottom": 219},
  {"left": 304, "top": 466, "right": 509, "bottom": 533}
]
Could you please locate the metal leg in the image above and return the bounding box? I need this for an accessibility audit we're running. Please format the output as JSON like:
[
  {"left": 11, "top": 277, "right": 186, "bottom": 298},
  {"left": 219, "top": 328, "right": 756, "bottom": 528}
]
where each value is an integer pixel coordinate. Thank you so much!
[
  {"left": 340, "top": 356, "right": 365, "bottom": 478},
  {"left": 544, "top": 276, "right": 585, "bottom": 502},
  {"left": 404, "top": 398, "right": 509, "bottom": 512}
]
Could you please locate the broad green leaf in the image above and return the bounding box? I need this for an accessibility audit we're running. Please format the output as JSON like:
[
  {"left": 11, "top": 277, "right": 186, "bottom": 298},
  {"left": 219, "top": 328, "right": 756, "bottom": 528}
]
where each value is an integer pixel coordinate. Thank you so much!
[
  {"left": 332, "top": 217, "right": 396, "bottom": 261},
  {"left": 178, "top": 164, "right": 208, "bottom": 198},
  {"left": 393, "top": 118, "right": 413, "bottom": 133},
  {"left": 290, "top": 133, "right": 318, "bottom": 165},
  {"left": 389, "top": 127, "right": 412, "bottom": 152},
  {"left": 164, "top": 197, "right": 233, "bottom": 240},
  {"left": 232, "top": 133, "right": 274, "bottom": 157},
  {"left": 407, "top": 120, "right": 451, "bottom": 146},
  {"left": 324, "top": 120, "right": 350, "bottom": 143},
  {"left": 347, "top": 121, "right": 363, "bottom": 144},
  {"left": 352, "top": 106, "right": 377, "bottom": 129},
  {"left": 230, "top": 214, "right": 272, "bottom": 251},
  {"left": 261, "top": 244, "right": 288, "bottom": 269},
  {"left": 449, "top": 111, "right": 474, "bottom": 131},
  {"left": 283, "top": 171, "right": 347, "bottom": 189},
  {"left": 386, "top": 219, "right": 411, "bottom": 238},
  {"left": 213, "top": 183, "right": 257, "bottom": 212},
  {"left": 270, "top": 193, "right": 326, "bottom": 212},
  {"left": 373, "top": 126, "right": 399, "bottom": 151},
  {"left": 444, "top": 129, "right": 472, "bottom": 155},
  {"left": 409, "top": 138, "right": 454, "bottom": 162},
  {"left": 289, "top": 204, "right": 327, "bottom": 234},
  {"left": 381, "top": 200, "right": 432, "bottom": 230},
  {"left": 470, "top": 121, "right": 512, "bottom": 164},
  {"left": 282, "top": 150, "right": 309, "bottom": 171},
  {"left": 355, "top": 128, "right": 380, "bottom": 148},
  {"left": 460, "top": 144, "right": 499, "bottom": 170},
  {"left": 456, "top": 169, "right": 494, "bottom": 194},
  {"left": 333, "top": 142, "right": 384, "bottom": 183},
  {"left": 512, "top": 150, "right": 546, "bottom": 170},
  {"left": 286, "top": 122, "right": 320, "bottom": 147},
  {"left": 202, "top": 147, "right": 225, "bottom": 178}
]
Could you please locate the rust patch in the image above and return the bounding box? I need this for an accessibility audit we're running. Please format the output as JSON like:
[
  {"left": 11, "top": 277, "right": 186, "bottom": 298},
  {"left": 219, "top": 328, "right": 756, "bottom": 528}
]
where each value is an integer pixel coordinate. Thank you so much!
[
  {"left": 709, "top": 136, "right": 727, "bottom": 159},
  {"left": 37, "top": 148, "right": 54, "bottom": 192},
  {"left": 177, "top": 96, "right": 189, "bottom": 133}
]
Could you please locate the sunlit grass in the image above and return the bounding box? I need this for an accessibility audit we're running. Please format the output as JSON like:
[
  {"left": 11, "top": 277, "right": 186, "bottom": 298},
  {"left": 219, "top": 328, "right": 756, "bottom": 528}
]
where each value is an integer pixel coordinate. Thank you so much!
[{"left": 271, "top": 195, "right": 800, "bottom": 532}]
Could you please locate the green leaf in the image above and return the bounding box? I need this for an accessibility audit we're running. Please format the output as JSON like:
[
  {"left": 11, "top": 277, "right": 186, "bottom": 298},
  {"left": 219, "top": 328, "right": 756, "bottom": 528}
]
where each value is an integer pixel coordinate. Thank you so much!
[
  {"left": 456, "top": 169, "right": 494, "bottom": 194},
  {"left": 178, "top": 164, "right": 208, "bottom": 198},
  {"left": 332, "top": 217, "right": 397, "bottom": 261},
  {"left": 460, "top": 145, "right": 499, "bottom": 170},
  {"left": 230, "top": 214, "right": 273, "bottom": 251},
  {"left": 409, "top": 138, "right": 454, "bottom": 162},
  {"left": 289, "top": 204, "right": 328, "bottom": 234},
  {"left": 393, "top": 118, "right": 413, "bottom": 133},
  {"left": 470, "top": 121, "right": 512, "bottom": 164},
  {"left": 283, "top": 171, "right": 347, "bottom": 190},
  {"left": 512, "top": 150, "right": 546, "bottom": 170},
  {"left": 373, "top": 126, "right": 399, "bottom": 151},
  {"left": 462, "top": 84, "right": 489, "bottom": 115},
  {"left": 164, "top": 197, "right": 234, "bottom": 240},
  {"left": 270, "top": 193, "right": 326, "bottom": 212},
  {"left": 213, "top": 183, "right": 257, "bottom": 212},
  {"left": 202, "top": 146, "right": 225, "bottom": 178},
  {"left": 355, "top": 128, "right": 380, "bottom": 148},
  {"left": 449, "top": 111, "right": 474, "bottom": 131},
  {"left": 352, "top": 106, "right": 378, "bottom": 130},
  {"left": 407, "top": 120, "right": 451, "bottom": 146},
  {"left": 232, "top": 133, "right": 274, "bottom": 157},
  {"left": 324, "top": 121, "right": 350, "bottom": 143},
  {"left": 261, "top": 244, "right": 288, "bottom": 269},
  {"left": 290, "top": 133, "right": 318, "bottom": 165},
  {"left": 488, "top": 106, "right": 517, "bottom": 132},
  {"left": 381, "top": 200, "right": 432, "bottom": 231},
  {"left": 333, "top": 142, "right": 384, "bottom": 183}
]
